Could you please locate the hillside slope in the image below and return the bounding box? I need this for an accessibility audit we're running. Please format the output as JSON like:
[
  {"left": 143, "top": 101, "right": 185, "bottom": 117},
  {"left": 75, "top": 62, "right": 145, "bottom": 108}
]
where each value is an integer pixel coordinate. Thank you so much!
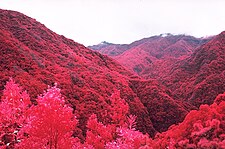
[
  {"left": 0, "top": 9, "right": 154, "bottom": 136},
  {"left": 162, "top": 31, "right": 225, "bottom": 107},
  {"left": 0, "top": 9, "right": 193, "bottom": 137}
]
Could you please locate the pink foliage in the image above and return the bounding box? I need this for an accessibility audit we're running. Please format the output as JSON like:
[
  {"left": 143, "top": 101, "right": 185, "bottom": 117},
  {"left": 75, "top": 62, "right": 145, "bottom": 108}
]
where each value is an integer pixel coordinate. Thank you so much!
[
  {"left": 0, "top": 78, "right": 30, "bottom": 147},
  {"left": 85, "top": 90, "right": 131, "bottom": 148},
  {"left": 106, "top": 115, "right": 152, "bottom": 149},
  {"left": 86, "top": 114, "right": 114, "bottom": 149},
  {"left": 17, "top": 84, "right": 78, "bottom": 149}
]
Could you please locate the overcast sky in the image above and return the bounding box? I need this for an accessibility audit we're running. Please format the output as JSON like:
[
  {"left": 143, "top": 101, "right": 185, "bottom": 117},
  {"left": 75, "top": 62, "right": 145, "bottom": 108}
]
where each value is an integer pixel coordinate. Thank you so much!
[{"left": 1, "top": 0, "right": 225, "bottom": 46}]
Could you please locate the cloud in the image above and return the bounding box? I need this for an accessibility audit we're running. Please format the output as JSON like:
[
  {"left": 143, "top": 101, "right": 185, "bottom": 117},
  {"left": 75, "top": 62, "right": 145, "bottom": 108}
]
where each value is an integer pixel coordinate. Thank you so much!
[{"left": 1, "top": 0, "right": 225, "bottom": 46}]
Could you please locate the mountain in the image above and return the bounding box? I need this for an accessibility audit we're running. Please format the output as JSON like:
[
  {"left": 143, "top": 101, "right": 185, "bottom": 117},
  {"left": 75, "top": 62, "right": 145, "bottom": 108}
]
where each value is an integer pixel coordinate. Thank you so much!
[
  {"left": 0, "top": 9, "right": 192, "bottom": 138},
  {"left": 90, "top": 30, "right": 225, "bottom": 110},
  {"left": 1, "top": 8, "right": 225, "bottom": 148},
  {"left": 89, "top": 34, "right": 211, "bottom": 77},
  {"left": 0, "top": 9, "right": 151, "bottom": 136},
  {"left": 161, "top": 31, "right": 225, "bottom": 107},
  {"left": 1, "top": 8, "right": 225, "bottom": 145}
]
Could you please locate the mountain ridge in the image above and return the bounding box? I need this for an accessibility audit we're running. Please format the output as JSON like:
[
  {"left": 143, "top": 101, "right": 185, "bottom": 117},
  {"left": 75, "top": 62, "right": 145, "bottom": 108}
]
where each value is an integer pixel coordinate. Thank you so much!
[
  {"left": 89, "top": 34, "right": 212, "bottom": 77},
  {"left": 89, "top": 34, "right": 212, "bottom": 56}
]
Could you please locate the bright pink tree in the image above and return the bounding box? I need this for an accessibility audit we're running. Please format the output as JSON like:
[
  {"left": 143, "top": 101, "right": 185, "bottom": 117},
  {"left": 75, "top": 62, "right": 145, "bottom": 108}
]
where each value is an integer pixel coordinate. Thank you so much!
[
  {"left": 85, "top": 89, "right": 152, "bottom": 149},
  {"left": 105, "top": 115, "right": 152, "bottom": 149},
  {"left": 86, "top": 114, "right": 114, "bottom": 149},
  {"left": 0, "top": 78, "right": 30, "bottom": 147},
  {"left": 85, "top": 89, "right": 129, "bottom": 148},
  {"left": 17, "top": 84, "right": 78, "bottom": 149}
]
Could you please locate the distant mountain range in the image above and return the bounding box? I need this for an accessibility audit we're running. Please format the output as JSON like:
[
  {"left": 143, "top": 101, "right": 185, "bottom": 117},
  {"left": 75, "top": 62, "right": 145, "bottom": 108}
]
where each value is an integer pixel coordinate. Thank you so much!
[
  {"left": 89, "top": 32, "right": 225, "bottom": 108},
  {"left": 89, "top": 34, "right": 212, "bottom": 76}
]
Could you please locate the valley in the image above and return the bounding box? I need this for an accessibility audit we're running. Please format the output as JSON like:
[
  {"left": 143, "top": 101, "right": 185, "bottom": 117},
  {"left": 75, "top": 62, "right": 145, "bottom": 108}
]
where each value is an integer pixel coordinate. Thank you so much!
[{"left": 0, "top": 9, "right": 225, "bottom": 148}]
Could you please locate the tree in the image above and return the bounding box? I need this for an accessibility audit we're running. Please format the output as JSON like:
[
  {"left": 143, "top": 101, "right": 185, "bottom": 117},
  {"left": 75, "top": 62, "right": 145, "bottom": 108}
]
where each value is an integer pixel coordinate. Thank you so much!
[
  {"left": 17, "top": 84, "right": 78, "bottom": 149},
  {"left": 105, "top": 115, "right": 152, "bottom": 149},
  {"left": 0, "top": 78, "right": 30, "bottom": 148},
  {"left": 85, "top": 89, "right": 129, "bottom": 148},
  {"left": 85, "top": 90, "right": 152, "bottom": 149}
]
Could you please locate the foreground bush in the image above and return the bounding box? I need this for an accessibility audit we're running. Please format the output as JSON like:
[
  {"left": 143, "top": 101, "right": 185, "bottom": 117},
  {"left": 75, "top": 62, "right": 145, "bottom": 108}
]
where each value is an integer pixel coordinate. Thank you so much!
[
  {"left": 0, "top": 78, "right": 225, "bottom": 148},
  {"left": 153, "top": 94, "right": 225, "bottom": 149}
]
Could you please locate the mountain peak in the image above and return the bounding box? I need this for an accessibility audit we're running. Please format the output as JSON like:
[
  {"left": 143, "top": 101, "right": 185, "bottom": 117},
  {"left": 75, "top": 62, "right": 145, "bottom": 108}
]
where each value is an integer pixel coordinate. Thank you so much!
[
  {"left": 100, "top": 41, "right": 112, "bottom": 45},
  {"left": 159, "top": 33, "right": 173, "bottom": 37}
]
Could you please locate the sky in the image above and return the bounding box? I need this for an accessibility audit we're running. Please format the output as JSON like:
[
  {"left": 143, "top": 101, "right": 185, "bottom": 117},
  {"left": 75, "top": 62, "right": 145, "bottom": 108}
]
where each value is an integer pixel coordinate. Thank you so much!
[{"left": 1, "top": 0, "right": 225, "bottom": 46}]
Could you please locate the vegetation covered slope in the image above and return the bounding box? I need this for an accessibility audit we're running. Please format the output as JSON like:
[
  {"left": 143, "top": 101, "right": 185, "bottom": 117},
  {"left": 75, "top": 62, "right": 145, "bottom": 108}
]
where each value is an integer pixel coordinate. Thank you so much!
[
  {"left": 0, "top": 9, "right": 155, "bottom": 137},
  {"left": 161, "top": 31, "right": 225, "bottom": 107},
  {"left": 0, "top": 9, "right": 191, "bottom": 139}
]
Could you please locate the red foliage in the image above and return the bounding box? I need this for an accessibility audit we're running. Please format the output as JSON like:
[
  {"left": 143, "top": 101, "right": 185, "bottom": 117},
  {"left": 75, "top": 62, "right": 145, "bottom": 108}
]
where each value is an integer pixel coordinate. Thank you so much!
[
  {"left": 90, "top": 29, "right": 225, "bottom": 122},
  {"left": 152, "top": 98, "right": 225, "bottom": 148},
  {"left": 105, "top": 89, "right": 129, "bottom": 126},
  {"left": 161, "top": 31, "right": 225, "bottom": 108},
  {"left": 1, "top": 8, "right": 225, "bottom": 149},
  {"left": 129, "top": 79, "right": 190, "bottom": 132},
  {"left": 0, "top": 9, "right": 156, "bottom": 137}
]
